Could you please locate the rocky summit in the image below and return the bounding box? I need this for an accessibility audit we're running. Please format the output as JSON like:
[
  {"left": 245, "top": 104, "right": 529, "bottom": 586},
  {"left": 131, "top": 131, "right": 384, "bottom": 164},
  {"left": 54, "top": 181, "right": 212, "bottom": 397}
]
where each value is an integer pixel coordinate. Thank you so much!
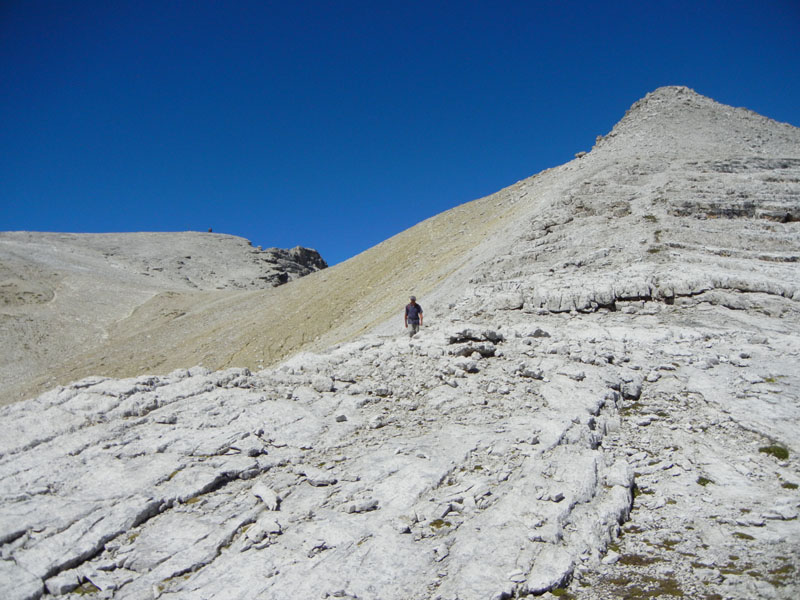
[{"left": 1, "top": 86, "right": 799, "bottom": 600}]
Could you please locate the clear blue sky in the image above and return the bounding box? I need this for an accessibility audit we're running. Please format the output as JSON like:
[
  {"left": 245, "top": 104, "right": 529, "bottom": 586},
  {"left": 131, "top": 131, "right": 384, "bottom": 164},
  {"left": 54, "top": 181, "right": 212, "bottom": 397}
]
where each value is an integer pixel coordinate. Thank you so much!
[{"left": 2, "top": 1, "right": 798, "bottom": 265}]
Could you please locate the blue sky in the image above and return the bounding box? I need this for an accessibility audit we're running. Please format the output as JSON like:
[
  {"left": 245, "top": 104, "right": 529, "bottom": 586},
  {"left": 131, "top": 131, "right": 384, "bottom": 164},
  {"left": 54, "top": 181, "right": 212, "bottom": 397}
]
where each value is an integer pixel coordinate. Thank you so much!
[{"left": 2, "top": 1, "right": 799, "bottom": 265}]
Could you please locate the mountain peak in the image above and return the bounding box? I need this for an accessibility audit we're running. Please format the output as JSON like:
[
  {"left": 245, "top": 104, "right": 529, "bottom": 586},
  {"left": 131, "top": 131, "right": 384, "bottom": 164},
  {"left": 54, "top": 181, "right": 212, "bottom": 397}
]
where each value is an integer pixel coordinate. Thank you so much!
[
  {"left": 635, "top": 84, "right": 706, "bottom": 103},
  {"left": 620, "top": 85, "right": 723, "bottom": 125},
  {"left": 591, "top": 85, "right": 800, "bottom": 158}
]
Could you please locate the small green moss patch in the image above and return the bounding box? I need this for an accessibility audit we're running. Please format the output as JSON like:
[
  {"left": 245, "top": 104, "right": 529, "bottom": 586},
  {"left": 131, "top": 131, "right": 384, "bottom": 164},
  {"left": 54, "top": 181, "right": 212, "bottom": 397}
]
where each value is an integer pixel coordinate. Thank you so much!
[
  {"left": 623, "top": 524, "right": 645, "bottom": 534},
  {"left": 605, "top": 574, "right": 683, "bottom": 597},
  {"left": 697, "top": 476, "right": 713, "bottom": 486},
  {"left": 646, "top": 576, "right": 683, "bottom": 597},
  {"left": 747, "top": 570, "right": 763, "bottom": 578},
  {"left": 619, "top": 553, "right": 659, "bottom": 566},
  {"left": 733, "top": 531, "right": 755, "bottom": 541},
  {"left": 430, "top": 519, "right": 451, "bottom": 530},
  {"left": 768, "top": 562, "right": 795, "bottom": 586},
  {"left": 74, "top": 582, "right": 100, "bottom": 595},
  {"left": 759, "top": 445, "right": 789, "bottom": 460},
  {"left": 781, "top": 482, "right": 798, "bottom": 489},
  {"left": 769, "top": 563, "right": 794, "bottom": 576},
  {"left": 620, "top": 402, "right": 642, "bottom": 415}
]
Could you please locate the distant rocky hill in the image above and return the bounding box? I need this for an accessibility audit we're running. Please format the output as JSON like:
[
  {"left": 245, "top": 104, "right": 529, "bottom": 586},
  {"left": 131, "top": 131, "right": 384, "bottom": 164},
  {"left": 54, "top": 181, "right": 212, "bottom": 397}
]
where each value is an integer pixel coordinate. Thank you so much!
[
  {"left": 1, "top": 87, "right": 798, "bottom": 599},
  {"left": 0, "top": 232, "right": 326, "bottom": 405}
]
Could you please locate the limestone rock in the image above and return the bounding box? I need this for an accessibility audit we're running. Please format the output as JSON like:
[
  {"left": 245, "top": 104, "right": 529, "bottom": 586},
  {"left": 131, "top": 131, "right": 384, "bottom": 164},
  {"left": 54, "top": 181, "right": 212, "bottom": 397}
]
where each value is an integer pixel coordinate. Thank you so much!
[
  {"left": 0, "top": 560, "right": 43, "bottom": 600},
  {"left": 526, "top": 547, "right": 575, "bottom": 594},
  {"left": 251, "top": 482, "right": 280, "bottom": 510},
  {"left": 312, "top": 375, "right": 335, "bottom": 393}
]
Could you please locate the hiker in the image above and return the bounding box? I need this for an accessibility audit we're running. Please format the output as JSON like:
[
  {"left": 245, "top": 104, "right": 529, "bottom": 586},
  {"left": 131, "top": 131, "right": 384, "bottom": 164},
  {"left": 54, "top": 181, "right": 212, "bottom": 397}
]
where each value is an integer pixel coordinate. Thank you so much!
[{"left": 404, "top": 296, "right": 423, "bottom": 338}]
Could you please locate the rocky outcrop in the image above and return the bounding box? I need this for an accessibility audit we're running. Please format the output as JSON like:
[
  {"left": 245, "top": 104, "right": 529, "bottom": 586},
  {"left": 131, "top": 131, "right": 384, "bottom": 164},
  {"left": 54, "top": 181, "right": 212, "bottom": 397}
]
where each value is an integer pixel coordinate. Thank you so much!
[{"left": 249, "top": 245, "right": 328, "bottom": 286}]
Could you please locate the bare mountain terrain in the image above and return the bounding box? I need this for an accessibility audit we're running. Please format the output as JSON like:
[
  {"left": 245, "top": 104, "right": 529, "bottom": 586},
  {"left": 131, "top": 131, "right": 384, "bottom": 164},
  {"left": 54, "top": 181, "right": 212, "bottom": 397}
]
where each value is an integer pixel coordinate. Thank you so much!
[
  {"left": 0, "top": 232, "right": 326, "bottom": 405},
  {"left": 1, "top": 87, "right": 799, "bottom": 599}
]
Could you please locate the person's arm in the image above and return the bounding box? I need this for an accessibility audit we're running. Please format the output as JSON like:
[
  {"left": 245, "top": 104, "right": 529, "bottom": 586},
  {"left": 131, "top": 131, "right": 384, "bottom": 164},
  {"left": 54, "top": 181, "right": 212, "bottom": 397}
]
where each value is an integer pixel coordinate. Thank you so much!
[
  {"left": 404, "top": 306, "right": 408, "bottom": 328},
  {"left": 419, "top": 309, "right": 423, "bottom": 326}
]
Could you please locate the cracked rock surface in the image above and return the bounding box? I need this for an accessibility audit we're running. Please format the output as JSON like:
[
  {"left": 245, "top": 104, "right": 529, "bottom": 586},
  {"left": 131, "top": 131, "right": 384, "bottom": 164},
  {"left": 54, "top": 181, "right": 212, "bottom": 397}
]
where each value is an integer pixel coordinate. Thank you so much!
[
  {"left": 1, "top": 323, "right": 634, "bottom": 600},
  {"left": 1, "top": 86, "right": 799, "bottom": 598}
]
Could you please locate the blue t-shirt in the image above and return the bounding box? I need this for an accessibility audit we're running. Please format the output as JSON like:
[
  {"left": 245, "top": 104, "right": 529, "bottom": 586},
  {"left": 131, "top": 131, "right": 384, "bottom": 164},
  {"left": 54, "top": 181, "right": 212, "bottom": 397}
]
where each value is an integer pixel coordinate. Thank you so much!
[{"left": 405, "top": 302, "right": 423, "bottom": 324}]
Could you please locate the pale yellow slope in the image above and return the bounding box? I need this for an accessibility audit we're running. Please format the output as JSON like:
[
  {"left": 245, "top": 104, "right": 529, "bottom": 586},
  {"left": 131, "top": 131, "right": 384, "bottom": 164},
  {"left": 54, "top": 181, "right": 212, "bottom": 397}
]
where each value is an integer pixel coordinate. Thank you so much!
[{"left": 6, "top": 179, "right": 526, "bottom": 404}]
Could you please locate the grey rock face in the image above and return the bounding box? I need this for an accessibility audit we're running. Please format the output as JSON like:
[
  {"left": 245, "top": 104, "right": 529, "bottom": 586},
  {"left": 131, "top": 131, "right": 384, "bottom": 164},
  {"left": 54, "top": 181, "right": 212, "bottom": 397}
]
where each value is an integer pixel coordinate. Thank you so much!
[
  {"left": 1, "top": 87, "right": 799, "bottom": 599},
  {"left": 285, "top": 245, "right": 329, "bottom": 273}
]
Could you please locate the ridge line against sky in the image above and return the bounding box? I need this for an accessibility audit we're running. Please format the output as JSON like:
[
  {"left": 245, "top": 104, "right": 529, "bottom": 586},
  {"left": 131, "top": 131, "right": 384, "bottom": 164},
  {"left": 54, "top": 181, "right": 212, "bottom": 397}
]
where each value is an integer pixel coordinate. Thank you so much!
[{"left": 2, "top": 1, "right": 799, "bottom": 265}]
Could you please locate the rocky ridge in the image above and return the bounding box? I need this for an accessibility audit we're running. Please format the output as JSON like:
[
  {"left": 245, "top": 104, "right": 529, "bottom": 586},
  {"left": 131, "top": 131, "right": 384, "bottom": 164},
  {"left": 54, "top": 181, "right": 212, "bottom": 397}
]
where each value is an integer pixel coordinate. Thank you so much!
[
  {"left": 1, "top": 86, "right": 799, "bottom": 599},
  {"left": 0, "top": 232, "right": 326, "bottom": 405}
]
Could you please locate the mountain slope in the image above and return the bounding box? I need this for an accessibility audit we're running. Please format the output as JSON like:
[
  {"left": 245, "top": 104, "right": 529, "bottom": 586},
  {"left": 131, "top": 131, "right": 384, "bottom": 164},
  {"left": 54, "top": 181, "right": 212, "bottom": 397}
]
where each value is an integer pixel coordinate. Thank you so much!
[
  {"left": 0, "top": 232, "right": 326, "bottom": 405},
  {"left": 1, "top": 87, "right": 799, "bottom": 599},
  {"left": 7, "top": 89, "right": 798, "bottom": 409},
  {"left": 2, "top": 181, "right": 524, "bottom": 405}
]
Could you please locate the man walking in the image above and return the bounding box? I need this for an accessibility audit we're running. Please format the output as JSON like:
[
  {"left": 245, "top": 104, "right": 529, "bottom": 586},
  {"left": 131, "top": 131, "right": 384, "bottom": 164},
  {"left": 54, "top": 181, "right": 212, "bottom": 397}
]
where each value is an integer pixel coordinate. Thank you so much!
[{"left": 404, "top": 296, "right": 423, "bottom": 338}]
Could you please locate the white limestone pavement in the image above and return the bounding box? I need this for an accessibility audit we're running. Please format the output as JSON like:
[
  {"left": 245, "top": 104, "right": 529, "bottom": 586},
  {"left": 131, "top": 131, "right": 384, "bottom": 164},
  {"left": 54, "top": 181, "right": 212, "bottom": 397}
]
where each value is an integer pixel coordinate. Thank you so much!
[
  {"left": 0, "top": 315, "right": 634, "bottom": 600},
  {"left": 3, "top": 301, "right": 798, "bottom": 599}
]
